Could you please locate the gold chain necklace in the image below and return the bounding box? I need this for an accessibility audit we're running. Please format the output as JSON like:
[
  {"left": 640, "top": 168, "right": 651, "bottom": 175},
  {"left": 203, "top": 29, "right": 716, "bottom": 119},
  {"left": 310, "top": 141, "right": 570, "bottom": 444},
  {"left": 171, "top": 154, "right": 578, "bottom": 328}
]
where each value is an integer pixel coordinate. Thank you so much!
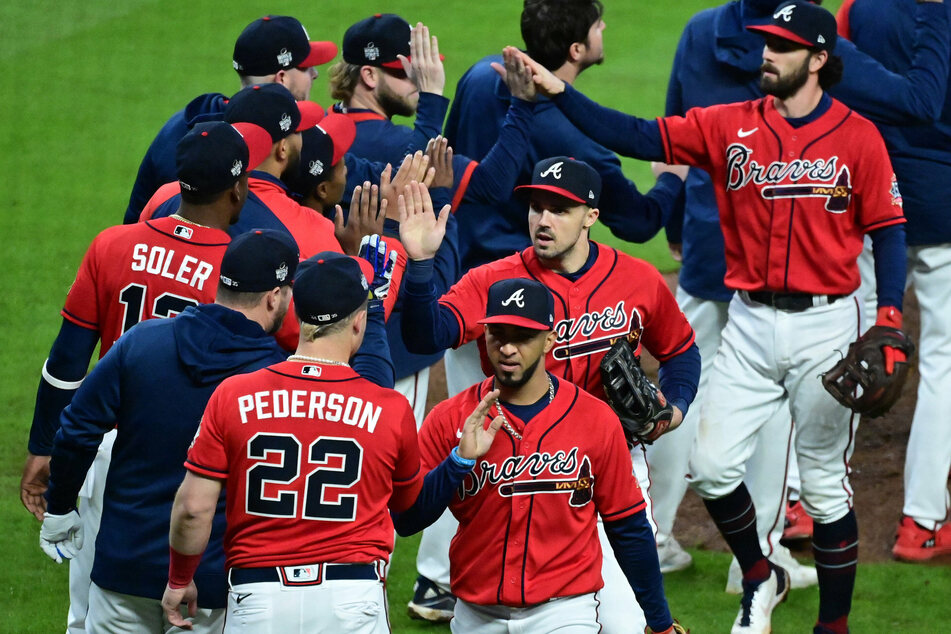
[
  {"left": 169, "top": 213, "right": 210, "bottom": 228},
  {"left": 287, "top": 354, "right": 350, "bottom": 367},
  {"left": 494, "top": 376, "right": 555, "bottom": 441}
]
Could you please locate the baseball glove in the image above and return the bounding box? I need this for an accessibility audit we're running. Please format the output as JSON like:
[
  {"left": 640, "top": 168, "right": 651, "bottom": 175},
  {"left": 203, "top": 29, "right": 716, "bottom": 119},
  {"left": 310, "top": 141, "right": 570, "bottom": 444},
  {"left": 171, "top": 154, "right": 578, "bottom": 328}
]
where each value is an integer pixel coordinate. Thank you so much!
[
  {"left": 821, "top": 325, "right": 915, "bottom": 418},
  {"left": 600, "top": 339, "right": 673, "bottom": 446}
]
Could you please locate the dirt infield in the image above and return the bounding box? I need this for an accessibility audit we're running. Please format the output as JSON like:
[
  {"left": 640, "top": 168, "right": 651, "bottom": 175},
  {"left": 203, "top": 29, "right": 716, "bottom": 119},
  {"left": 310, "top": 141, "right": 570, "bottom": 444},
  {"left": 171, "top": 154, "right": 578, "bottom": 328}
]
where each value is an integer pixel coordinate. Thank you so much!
[{"left": 423, "top": 273, "right": 934, "bottom": 562}]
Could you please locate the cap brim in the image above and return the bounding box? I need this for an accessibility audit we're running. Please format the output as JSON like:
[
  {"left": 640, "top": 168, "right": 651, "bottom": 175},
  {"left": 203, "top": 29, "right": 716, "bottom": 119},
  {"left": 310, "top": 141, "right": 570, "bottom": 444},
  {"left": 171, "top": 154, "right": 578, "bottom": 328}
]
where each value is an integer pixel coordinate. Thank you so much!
[
  {"left": 380, "top": 53, "right": 445, "bottom": 70},
  {"left": 317, "top": 114, "right": 357, "bottom": 165},
  {"left": 746, "top": 25, "right": 814, "bottom": 48},
  {"left": 230, "top": 122, "right": 274, "bottom": 171},
  {"left": 477, "top": 315, "right": 551, "bottom": 330},
  {"left": 513, "top": 184, "right": 586, "bottom": 205},
  {"left": 296, "top": 101, "right": 326, "bottom": 131},
  {"left": 300, "top": 41, "right": 339, "bottom": 67}
]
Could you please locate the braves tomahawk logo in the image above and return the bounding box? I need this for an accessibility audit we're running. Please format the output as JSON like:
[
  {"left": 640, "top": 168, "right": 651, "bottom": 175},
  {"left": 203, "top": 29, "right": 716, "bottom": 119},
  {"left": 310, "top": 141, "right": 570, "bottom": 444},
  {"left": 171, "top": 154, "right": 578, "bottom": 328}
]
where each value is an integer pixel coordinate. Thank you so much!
[
  {"left": 551, "top": 302, "right": 643, "bottom": 360},
  {"left": 726, "top": 143, "right": 852, "bottom": 213},
  {"left": 461, "top": 448, "right": 593, "bottom": 507}
]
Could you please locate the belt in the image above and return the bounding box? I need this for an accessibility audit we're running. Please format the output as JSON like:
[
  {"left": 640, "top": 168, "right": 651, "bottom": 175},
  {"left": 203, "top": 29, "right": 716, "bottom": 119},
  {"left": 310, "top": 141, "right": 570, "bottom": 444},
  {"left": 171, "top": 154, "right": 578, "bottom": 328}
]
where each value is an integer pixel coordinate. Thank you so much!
[
  {"left": 742, "top": 290, "right": 846, "bottom": 312},
  {"left": 230, "top": 562, "right": 381, "bottom": 587}
]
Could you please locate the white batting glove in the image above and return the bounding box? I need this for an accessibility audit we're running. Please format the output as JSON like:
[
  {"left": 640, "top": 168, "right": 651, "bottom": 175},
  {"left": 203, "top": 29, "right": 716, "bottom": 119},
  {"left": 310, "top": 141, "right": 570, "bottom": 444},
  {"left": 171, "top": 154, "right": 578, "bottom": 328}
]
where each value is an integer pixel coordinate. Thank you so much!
[{"left": 39, "top": 510, "right": 83, "bottom": 564}]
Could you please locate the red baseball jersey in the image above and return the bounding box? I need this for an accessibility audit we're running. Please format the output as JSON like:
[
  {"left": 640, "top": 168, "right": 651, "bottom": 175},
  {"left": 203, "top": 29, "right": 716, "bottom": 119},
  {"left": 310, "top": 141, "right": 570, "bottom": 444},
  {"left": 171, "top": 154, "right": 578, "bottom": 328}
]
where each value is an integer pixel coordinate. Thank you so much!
[
  {"left": 185, "top": 361, "right": 423, "bottom": 570},
  {"left": 62, "top": 217, "right": 229, "bottom": 357},
  {"left": 439, "top": 243, "right": 695, "bottom": 400},
  {"left": 658, "top": 97, "right": 905, "bottom": 294},
  {"left": 419, "top": 376, "right": 645, "bottom": 606}
]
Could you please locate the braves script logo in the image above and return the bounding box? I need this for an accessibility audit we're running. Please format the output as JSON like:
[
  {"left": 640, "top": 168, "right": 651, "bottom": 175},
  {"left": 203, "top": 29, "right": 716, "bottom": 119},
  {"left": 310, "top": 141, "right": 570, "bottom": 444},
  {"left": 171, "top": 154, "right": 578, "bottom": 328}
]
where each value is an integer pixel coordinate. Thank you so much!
[
  {"left": 726, "top": 143, "right": 852, "bottom": 213},
  {"left": 774, "top": 5, "right": 795, "bottom": 21},
  {"left": 552, "top": 301, "right": 643, "bottom": 360},
  {"left": 501, "top": 288, "right": 525, "bottom": 308},
  {"left": 461, "top": 448, "right": 593, "bottom": 507},
  {"left": 539, "top": 161, "right": 564, "bottom": 179}
]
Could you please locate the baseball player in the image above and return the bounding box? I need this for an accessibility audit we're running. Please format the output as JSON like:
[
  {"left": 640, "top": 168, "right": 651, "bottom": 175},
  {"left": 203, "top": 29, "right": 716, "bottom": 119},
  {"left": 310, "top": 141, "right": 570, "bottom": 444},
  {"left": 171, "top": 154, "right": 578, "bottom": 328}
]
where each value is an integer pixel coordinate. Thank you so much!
[
  {"left": 651, "top": 0, "right": 950, "bottom": 587},
  {"left": 515, "top": 1, "right": 917, "bottom": 631},
  {"left": 392, "top": 277, "right": 684, "bottom": 634},
  {"left": 838, "top": 0, "right": 951, "bottom": 561},
  {"left": 19, "top": 120, "right": 271, "bottom": 633},
  {"left": 159, "top": 252, "right": 439, "bottom": 633},
  {"left": 124, "top": 15, "right": 337, "bottom": 223},
  {"left": 397, "top": 163, "right": 700, "bottom": 632},
  {"left": 38, "top": 230, "right": 298, "bottom": 633}
]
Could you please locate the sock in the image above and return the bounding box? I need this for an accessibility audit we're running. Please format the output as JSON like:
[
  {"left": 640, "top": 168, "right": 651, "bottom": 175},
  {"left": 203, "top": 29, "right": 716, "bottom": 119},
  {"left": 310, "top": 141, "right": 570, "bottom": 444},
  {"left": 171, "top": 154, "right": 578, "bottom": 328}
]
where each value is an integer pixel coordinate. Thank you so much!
[
  {"left": 813, "top": 509, "right": 858, "bottom": 632},
  {"left": 703, "top": 484, "right": 767, "bottom": 581}
]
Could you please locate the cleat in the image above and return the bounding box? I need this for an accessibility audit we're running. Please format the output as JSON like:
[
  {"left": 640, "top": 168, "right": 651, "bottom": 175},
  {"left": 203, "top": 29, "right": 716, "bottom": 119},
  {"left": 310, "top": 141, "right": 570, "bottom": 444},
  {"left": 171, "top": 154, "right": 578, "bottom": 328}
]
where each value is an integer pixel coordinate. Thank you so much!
[
  {"left": 657, "top": 536, "right": 693, "bottom": 574},
  {"left": 730, "top": 566, "right": 788, "bottom": 633},
  {"left": 892, "top": 516, "right": 951, "bottom": 562},
  {"left": 407, "top": 575, "right": 456, "bottom": 622}
]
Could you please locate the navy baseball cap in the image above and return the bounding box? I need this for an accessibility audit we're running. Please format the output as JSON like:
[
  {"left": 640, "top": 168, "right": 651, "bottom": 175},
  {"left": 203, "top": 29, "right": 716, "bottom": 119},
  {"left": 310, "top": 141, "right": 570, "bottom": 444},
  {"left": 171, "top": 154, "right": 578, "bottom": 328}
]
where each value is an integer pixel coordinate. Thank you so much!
[
  {"left": 233, "top": 15, "right": 338, "bottom": 75},
  {"left": 747, "top": 1, "right": 837, "bottom": 52},
  {"left": 343, "top": 14, "right": 444, "bottom": 69},
  {"left": 294, "top": 252, "right": 370, "bottom": 325},
  {"left": 176, "top": 122, "right": 272, "bottom": 194},
  {"left": 515, "top": 157, "right": 602, "bottom": 207},
  {"left": 224, "top": 84, "right": 325, "bottom": 144},
  {"left": 288, "top": 114, "right": 357, "bottom": 193},
  {"left": 478, "top": 278, "right": 555, "bottom": 331},
  {"left": 219, "top": 229, "right": 300, "bottom": 292}
]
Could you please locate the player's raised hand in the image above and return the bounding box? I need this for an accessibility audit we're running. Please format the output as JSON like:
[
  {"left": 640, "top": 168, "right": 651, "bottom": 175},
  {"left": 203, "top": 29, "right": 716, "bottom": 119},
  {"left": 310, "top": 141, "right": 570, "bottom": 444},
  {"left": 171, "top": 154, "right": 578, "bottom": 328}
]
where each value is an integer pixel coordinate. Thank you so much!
[
  {"left": 425, "top": 136, "right": 454, "bottom": 189},
  {"left": 507, "top": 47, "right": 565, "bottom": 97},
  {"left": 383, "top": 152, "right": 433, "bottom": 220},
  {"left": 334, "top": 181, "right": 387, "bottom": 255},
  {"left": 162, "top": 581, "right": 198, "bottom": 630},
  {"left": 20, "top": 453, "right": 50, "bottom": 520},
  {"left": 398, "top": 181, "right": 450, "bottom": 261},
  {"left": 492, "top": 46, "right": 537, "bottom": 102},
  {"left": 400, "top": 23, "right": 445, "bottom": 95},
  {"left": 458, "top": 389, "right": 505, "bottom": 460},
  {"left": 39, "top": 510, "right": 83, "bottom": 563}
]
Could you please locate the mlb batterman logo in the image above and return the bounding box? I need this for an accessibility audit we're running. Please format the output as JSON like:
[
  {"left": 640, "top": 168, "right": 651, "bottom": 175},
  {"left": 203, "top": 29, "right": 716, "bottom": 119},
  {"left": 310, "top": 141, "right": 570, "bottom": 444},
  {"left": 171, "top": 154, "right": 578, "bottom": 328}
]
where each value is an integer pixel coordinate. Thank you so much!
[
  {"left": 173, "top": 225, "right": 194, "bottom": 239},
  {"left": 301, "top": 365, "right": 322, "bottom": 376},
  {"left": 277, "top": 48, "right": 293, "bottom": 67},
  {"left": 279, "top": 113, "right": 292, "bottom": 132}
]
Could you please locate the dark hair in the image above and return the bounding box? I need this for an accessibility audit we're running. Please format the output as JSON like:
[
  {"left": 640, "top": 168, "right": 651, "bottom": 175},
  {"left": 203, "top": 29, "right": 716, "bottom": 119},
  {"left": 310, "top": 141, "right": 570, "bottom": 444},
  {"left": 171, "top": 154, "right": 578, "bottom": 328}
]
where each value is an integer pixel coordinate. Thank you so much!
[
  {"left": 817, "top": 53, "right": 843, "bottom": 90},
  {"left": 215, "top": 284, "right": 270, "bottom": 308},
  {"left": 180, "top": 187, "right": 225, "bottom": 206},
  {"left": 521, "top": 0, "right": 604, "bottom": 71}
]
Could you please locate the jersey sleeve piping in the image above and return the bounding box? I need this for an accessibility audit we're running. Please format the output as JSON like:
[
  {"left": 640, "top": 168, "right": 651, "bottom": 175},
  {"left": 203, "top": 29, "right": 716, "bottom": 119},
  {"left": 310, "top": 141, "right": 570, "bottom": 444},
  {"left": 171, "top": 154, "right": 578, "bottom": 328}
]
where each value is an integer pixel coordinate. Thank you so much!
[
  {"left": 393, "top": 464, "right": 422, "bottom": 484},
  {"left": 450, "top": 160, "right": 479, "bottom": 212},
  {"left": 600, "top": 499, "right": 647, "bottom": 521},
  {"left": 440, "top": 300, "right": 468, "bottom": 348},
  {"left": 863, "top": 216, "right": 906, "bottom": 232},
  {"left": 61, "top": 308, "right": 98, "bottom": 331},
  {"left": 184, "top": 460, "right": 228, "bottom": 479},
  {"left": 657, "top": 117, "right": 674, "bottom": 164},
  {"left": 653, "top": 331, "right": 697, "bottom": 363}
]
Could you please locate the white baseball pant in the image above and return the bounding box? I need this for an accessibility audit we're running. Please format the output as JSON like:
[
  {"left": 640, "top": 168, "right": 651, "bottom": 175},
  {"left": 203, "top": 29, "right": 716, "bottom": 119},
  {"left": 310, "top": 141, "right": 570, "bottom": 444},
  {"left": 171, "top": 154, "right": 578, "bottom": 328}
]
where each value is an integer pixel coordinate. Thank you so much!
[
  {"left": 86, "top": 582, "right": 223, "bottom": 634},
  {"left": 451, "top": 593, "right": 601, "bottom": 633}
]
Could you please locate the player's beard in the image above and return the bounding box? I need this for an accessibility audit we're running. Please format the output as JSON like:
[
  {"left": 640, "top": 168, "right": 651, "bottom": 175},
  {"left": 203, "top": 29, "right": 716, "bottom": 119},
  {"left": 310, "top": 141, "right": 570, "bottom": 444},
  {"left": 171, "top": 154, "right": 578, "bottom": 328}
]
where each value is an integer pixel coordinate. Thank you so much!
[
  {"left": 495, "top": 354, "right": 543, "bottom": 389},
  {"left": 377, "top": 81, "right": 417, "bottom": 119},
  {"left": 284, "top": 148, "right": 302, "bottom": 185},
  {"left": 267, "top": 296, "right": 290, "bottom": 335},
  {"left": 760, "top": 56, "right": 810, "bottom": 100}
]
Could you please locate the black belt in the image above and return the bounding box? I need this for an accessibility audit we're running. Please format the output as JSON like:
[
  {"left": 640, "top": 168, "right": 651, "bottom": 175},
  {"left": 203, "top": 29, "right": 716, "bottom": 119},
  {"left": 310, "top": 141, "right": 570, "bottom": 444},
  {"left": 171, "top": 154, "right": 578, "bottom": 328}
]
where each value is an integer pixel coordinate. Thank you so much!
[
  {"left": 743, "top": 290, "right": 846, "bottom": 312},
  {"left": 230, "top": 562, "right": 380, "bottom": 587}
]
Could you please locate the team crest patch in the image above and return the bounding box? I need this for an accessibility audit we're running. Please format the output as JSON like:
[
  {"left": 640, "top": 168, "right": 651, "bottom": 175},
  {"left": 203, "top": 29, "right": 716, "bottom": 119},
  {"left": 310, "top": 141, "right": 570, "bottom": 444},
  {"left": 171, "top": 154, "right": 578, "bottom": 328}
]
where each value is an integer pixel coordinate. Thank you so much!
[
  {"left": 890, "top": 174, "right": 903, "bottom": 207},
  {"left": 173, "top": 225, "right": 193, "bottom": 239},
  {"left": 231, "top": 160, "right": 243, "bottom": 177},
  {"left": 276, "top": 48, "right": 293, "bottom": 67},
  {"left": 364, "top": 42, "right": 380, "bottom": 61},
  {"left": 279, "top": 113, "right": 292, "bottom": 132},
  {"left": 309, "top": 159, "right": 324, "bottom": 176}
]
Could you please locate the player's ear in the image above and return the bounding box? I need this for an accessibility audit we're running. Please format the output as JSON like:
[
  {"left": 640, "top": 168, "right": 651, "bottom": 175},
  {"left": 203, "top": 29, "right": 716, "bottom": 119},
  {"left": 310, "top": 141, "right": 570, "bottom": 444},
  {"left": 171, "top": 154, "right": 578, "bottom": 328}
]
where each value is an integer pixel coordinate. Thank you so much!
[
  {"left": 360, "top": 66, "right": 379, "bottom": 90},
  {"left": 314, "top": 180, "right": 331, "bottom": 204},
  {"left": 566, "top": 41, "right": 585, "bottom": 65},
  {"left": 583, "top": 206, "right": 599, "bottom": 229},
  {"left": 543, "top": 330, "right": 556, "bottom": 353},
  {"left": 809, "top": 50, "right": 829, "bottom": 74}
]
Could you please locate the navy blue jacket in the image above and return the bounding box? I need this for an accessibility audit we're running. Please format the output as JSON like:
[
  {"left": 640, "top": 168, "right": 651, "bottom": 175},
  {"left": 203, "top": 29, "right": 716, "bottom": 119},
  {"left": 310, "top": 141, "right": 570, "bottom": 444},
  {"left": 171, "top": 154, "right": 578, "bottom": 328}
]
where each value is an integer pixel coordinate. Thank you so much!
[
  {"left": 46, "top": 304, "right": 287, "bottom": 608},
  {"left": 445, "top": 54, "right": 684, "bottom": 271},
  {"left": 665, "top": 0, "right": 949, "bottom": 301},
  {"left": 841, "top": 0, "right": 951, "bottom": 246}
]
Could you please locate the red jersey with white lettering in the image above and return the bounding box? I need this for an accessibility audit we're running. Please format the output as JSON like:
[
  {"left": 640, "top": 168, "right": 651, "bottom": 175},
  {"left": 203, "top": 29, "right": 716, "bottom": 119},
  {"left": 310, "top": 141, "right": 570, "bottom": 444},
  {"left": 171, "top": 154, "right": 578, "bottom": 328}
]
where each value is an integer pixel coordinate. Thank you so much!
[
  {"left": 185, "top": 361, "right": 423, "bottom": 569},
  {"left": 657, "top": 96, "right": 905, "bottom": 294},
  {"left": 440, "top": 243, "right": 695, "bottom": 400},
  {"left": 418, "top": 375, "right": 645, "bottom": 606},
  {"left": 62, "top": 217, "right": 229, "bottom": 357}
]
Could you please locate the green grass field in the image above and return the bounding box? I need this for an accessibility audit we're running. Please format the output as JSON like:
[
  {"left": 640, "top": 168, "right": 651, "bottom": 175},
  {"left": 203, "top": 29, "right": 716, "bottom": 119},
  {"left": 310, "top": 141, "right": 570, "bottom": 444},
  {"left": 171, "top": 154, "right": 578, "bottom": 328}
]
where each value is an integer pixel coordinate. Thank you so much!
[{"left": 6, "top": 0, "right": 951, "bottom": 632}]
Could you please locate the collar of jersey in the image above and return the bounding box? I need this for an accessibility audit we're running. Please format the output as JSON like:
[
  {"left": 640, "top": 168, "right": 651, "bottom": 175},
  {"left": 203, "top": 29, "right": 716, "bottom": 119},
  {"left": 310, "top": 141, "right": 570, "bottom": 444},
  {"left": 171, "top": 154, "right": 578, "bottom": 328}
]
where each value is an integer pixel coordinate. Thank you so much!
[{"left": 249, "top": 170, "right": 289, "bottom": 193}]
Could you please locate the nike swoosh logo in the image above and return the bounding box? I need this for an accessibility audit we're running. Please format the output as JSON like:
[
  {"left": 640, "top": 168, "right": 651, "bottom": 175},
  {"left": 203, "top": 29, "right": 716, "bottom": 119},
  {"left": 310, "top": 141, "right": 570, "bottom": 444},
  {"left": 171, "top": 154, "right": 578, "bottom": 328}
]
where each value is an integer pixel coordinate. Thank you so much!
[
  {"left": 737, "top": 127, "right": 758, "bottom": 138},
  {"left": 235, "top": 593, "right": 251, "bottom": 604}
]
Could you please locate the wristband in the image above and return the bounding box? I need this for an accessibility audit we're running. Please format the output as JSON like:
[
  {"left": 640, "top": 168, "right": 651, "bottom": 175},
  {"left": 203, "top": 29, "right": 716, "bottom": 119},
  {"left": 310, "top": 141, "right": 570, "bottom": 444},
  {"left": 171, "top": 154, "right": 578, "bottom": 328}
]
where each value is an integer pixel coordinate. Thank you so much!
[
  {"left": 450, "top": 446, "right": 476, "bottom": 468},
  {"left": 876, "top": 306, "right": 902, "bottom": 329},
  {"left": 168, "top": 546, "right": 203, "bottom": 589}
]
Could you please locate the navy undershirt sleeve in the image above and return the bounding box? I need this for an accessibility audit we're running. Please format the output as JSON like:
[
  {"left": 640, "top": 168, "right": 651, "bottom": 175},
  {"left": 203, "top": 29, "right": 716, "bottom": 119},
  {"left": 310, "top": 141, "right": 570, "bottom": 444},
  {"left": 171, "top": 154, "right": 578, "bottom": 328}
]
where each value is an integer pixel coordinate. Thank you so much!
[
  {"left": 869, "top": 224, "right": 906, "bottom": 312},
  {"left": 657, "top": 341, "right": 700, "bottom": 418},
  {"left": 463, "top": 99, "right": 537, "bottom": 205},
  {"left": 401, "top": 259, "right": 463, "bottom": 354},
  {"left": 603, "top": 510, "right": 673, "bottom": 631},
  {"left": 552, "top": 85, "right": 666, "bottom": 161},
  {"left": 391, "top": 453, "right": 472, "bottom": 536},
  {"left": 351, "top": 302, "right": 395, "bottom": 388},
  {"left": 29, "top": 320, "right": 100, "bottom": 455}
]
